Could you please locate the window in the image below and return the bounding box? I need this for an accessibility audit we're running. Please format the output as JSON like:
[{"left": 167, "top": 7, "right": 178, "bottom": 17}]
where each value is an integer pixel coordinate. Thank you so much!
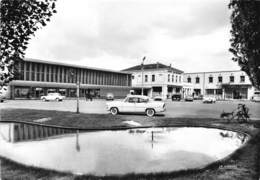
[
  {"left": 172, "top": 75, "right": 174, "bottom": 82},
  {"left": 240, "top": 75, "right": 245, "bottom": 82},
  {"left": 128, "top": 97, "right": 138, "bottom": 103},
  {"left": 179, "top": 76, "right": 181, "bottom": 82},
  {"left": 139, "top": 98, "right": 149, "bottom": 103},
  {"left": 152, "top": 74, "right": 155, "bottom": 82},
  {"left": 145, "top": 75, "right": 148, "bottom": 82},
  {"left": 168, "top": 74, "right": 170, "bottom": 82},
  {"left": 187, "top": 77, "right": 191, "bottom": 83},
  {"left": 209, "top": 76, "right": 213, "bottom": 83},
  {"left": 230, "top": 76, "right": 234, "bottom": 83},
  {"left": 131, "top": 75, "right": 135, "bottom": 79},
  {"left": 218, "top": 76, "right": 222, "bottom": 83},
  {"left": 195, "top": 77, "right": 200, "bottom": 83}
]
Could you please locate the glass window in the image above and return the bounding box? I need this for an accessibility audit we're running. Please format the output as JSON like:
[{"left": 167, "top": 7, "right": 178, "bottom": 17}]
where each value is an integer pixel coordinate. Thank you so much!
[
  {"left": 128, "top": 97, "right": 138, "bottom": 103},
  {"left": 139, "top": 98, "right": 149, "bottom": 103},
  {"left": 240, "top": 75, "right": 245, "bottom": 82},
  {"left": 218, "top": 76, "right": 222, "bottom": 83},
  {"left": 230, "top": 76, "right": 234, "bottom": 83},
  {"left": 152, "top": 74, "right": 155, "bottom": 82},
  {"left": 196, "top": 77, "right": 200, "bottom": 83},
  {"left": 187, "top": 77, "right": 191, "bottom": 83},
  {"left": 145, "top": 75, "right": 148, "bottom": 82},
  {"left": 172, "top": 75, "right": 174, "bottom": 82},
  {"left": 209, "top": 76, "right": 213, "bottom": 83},
  {"left": 168, "top": 74, "right": 170, "bottom": 82}
]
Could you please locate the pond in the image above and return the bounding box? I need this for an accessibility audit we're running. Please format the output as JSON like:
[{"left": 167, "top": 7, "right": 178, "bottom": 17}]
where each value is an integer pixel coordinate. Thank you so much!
[{"left": 0, "top": 122, "right": 248, "bottom": 176}]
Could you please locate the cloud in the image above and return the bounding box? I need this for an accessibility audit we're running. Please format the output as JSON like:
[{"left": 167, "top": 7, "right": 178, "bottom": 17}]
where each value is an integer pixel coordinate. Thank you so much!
[{"left": 25, "top": 0, "right": 236, "bottom": 72}]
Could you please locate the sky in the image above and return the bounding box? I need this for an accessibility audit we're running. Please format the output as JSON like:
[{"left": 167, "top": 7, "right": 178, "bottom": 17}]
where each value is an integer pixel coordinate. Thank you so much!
[{"left": 25, "top": 0, "right": 240, "bottom": 73}]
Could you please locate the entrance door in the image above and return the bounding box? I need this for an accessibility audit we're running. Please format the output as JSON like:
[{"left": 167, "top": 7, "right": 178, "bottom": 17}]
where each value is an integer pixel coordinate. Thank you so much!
[{"left": 233, "top": 90, "right": 240, "bottom": 99}]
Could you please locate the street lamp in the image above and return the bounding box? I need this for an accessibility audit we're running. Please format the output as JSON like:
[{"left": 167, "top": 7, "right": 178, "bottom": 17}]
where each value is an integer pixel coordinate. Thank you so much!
[
  {"left": 70, "top": 69, "right": 80, "bottom": 114},
  {"left": 141, "top": 56, "right": 146, "bottom": 95}
]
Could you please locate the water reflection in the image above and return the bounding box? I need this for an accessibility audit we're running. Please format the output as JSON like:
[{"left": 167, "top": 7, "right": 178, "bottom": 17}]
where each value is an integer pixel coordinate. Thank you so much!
[
  {"left": 0, "top": 123, "right": 249, "bottom": 176},
  {"left": 0, "top": 123, "right": 76, "bottom": 143}
]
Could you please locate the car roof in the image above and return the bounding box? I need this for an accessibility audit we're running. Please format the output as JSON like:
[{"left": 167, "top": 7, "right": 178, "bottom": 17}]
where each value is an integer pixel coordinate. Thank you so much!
[{"left": 126, "top": 95, "right": 149, "bottom": 99}]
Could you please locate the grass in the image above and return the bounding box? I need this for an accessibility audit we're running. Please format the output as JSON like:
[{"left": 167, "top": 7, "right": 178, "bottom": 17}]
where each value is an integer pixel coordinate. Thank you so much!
[{"left": 0, "top": 108, "right": 260, "bottom": 180}]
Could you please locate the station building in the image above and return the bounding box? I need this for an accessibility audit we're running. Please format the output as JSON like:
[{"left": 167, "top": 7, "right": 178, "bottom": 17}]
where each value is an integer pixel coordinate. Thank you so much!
[
  {"left": 122, "top": 62, "right": 184, "bottom": 99},
  {"left": 183, "top": 70, "right": 255, "bottom": 100},
  {"left": 6, "top": 58, "right": 132, "bottom": 99}
]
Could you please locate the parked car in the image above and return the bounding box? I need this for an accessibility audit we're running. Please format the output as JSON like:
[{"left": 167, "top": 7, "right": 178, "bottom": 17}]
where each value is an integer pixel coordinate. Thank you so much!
[
  {"left": 106, "top": 93, "right": 114, "bottom": 101},
  {"left": 172, "top": 94, "right": 181, "bottom": 101},
  {"left": 106, "top": 95, "right": 166, "bottom": 117},
  {"left": 251, "top": 91, "right": 260, "bottom": 102},
  {"left": 203, "top": 96, "right": 216, "bottom": 103},
  {"left": 184, "top": 95, "right": 194, "bottom": 102},
  {"left": 194, "top": 94, "right": 203, "bottom": 100},
  {"left": 153, "top": 96, "right": 163, "bottom": 101},
  {"left": 41, "top": 93, "right": 65, "bottom": 101}
]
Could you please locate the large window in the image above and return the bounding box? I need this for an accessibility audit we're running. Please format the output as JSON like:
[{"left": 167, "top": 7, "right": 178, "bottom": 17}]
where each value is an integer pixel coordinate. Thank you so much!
[
  {"left": 152, "top": 74, "right": 155, "bottom": 82},
  {"left": 168, "top": 74, "right": 170, "bottom": 82},
  {"left": 172, "top": 75, "right": 174, "bottom": 82}
]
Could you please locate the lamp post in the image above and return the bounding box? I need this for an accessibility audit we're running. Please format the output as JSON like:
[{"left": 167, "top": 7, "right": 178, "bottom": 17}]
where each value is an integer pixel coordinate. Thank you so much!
[
  {"left": 141, "top": 56, "right": 146, "bottom": 95},
  {"left": 70, "top": 69, "right": 80, "bottom": 114}
]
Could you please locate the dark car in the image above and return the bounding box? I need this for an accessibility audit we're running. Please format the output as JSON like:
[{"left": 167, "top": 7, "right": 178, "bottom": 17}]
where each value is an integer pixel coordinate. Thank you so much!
[{"left": 172, "top": 94, "right": 181, "bottom": 101}]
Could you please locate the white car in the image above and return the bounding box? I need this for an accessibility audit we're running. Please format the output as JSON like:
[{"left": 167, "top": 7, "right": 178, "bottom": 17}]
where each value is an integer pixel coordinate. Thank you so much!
[
  {"left": 251, "top": 91, "right": 260, "bottom": 102},
  {"left": 203, "top": 96, "right": 216, "bottom": 103},
  {"left": 41, "top": 93, "right": 65, "bottom": 102},
  {"left": 106, "top": 95, "right": 166, "bottom": 117}
]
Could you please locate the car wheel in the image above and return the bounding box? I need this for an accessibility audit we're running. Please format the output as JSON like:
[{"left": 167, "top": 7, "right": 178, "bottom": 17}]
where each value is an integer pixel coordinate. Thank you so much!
[
  {"left": 146, "top": 108, "right": 155, "bottom": 117},
  {"left": 56, "top": 98, "right": 60, "bottom": 102},
  {"left": 110, "top": 107, "right": 118, "bottom": 115},
  {"left": 42, "top": 98, "right": 46, "bottom": 101}
]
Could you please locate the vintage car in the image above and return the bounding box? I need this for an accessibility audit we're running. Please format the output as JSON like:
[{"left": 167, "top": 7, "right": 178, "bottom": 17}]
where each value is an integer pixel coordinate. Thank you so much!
[
  {"left": 184, "top": 95, "right": 194, "bottom": 102},
  {"left": 106, "top": 95, "right": 166, "bottom": 117},
  {"left": 203, "top": 96, "right": 216, "bottom": 103},
  {"left": 153, "top": 96, "right": 164, "bottom": 101},
  {"left": 171, "top": 94, "right": 181, "bottom": 101},
  {"left": 41, "top": 93, "right": 65, "bottom": 102},
  {"left": 106, "top": 93, "right": 114, "bottom": 101},
  {"left": 251, "top": 91, "right": 260, "bottom": 102}
]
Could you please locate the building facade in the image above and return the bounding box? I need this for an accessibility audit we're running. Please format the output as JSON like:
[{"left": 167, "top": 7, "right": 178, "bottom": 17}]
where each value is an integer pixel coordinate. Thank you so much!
[
  {"left": 123, "top": 63, "right": 183, "bottom": 99},
  {"left": 183, "top": 70, "right": 255, "bottom": 100},
  {"left": 6, "top": 58, "right": 132, "bottom": 99}
]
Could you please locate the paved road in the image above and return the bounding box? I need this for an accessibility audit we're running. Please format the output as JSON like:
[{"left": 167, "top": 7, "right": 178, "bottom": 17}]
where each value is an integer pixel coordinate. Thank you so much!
[{"left": 1, "top": 99, "right": 260, "bottom": 120}]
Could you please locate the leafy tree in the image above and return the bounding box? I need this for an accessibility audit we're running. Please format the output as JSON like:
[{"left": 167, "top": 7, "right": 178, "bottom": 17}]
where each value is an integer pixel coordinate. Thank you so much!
[
  {"left": 229, "top": 0, "right": 260, "bottom": 89},
  {"left": 0, "top": 0, "right": 57, "bottom": 86}
]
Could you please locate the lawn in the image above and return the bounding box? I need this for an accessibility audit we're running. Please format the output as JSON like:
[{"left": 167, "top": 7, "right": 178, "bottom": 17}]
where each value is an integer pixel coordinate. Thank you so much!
[{"left": 0, "top": 108, "right": 260, "bottom": 180}]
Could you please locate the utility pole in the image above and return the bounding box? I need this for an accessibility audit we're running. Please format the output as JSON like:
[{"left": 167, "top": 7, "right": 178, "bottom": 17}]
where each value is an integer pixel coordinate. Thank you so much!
[
  {"left": 141, "top": 56, "right": 146, "bottom": 95},
  {"left": 76, "top": 70, "right": 80, "bottom": 114},
  {"left": 71, "top": 69, "right": 80, "bottom": 114}
]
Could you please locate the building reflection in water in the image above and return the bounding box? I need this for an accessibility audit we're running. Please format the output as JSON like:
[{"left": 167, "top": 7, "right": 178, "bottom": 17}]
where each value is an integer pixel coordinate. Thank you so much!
[{"left": 0, "top": 123, "right": 76, "bottom": 143}]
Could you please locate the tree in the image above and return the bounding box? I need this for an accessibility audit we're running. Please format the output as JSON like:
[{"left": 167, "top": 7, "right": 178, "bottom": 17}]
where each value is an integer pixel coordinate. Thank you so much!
[
  {"left": 229, "top": 1, "right": 260, "bottom": 89},
  {"left": 0, "top": 0, "right": 57, "bottom": 86}
]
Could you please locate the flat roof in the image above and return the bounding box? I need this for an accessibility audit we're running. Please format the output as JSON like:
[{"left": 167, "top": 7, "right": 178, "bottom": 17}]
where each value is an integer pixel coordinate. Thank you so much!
[
  {"left": 184, "top": 70, "right": 242, "bottom": 74},
  {"left": 24, "top": 58, "right": 131, "bottom": 75}
]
